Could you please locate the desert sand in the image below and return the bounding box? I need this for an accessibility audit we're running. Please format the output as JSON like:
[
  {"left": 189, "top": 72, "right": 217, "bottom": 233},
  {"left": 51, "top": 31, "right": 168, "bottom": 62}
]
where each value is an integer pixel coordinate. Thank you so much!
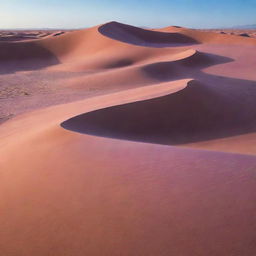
[{"left": 1, "top": 21, "right": 256, "bottom": 255}]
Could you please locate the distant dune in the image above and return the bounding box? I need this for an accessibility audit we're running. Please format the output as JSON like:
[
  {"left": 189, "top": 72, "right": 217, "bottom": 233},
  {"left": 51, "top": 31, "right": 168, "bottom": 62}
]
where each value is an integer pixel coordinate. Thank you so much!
[{"left": 1, "top": 21, "right": 256, "bottom": 256}]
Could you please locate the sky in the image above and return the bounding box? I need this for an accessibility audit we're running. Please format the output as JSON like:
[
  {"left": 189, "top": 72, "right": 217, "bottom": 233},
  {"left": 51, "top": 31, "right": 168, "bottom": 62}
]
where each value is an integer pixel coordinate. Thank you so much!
[{"left": 0, "top": 0, "right": 256, "bottom": 29}]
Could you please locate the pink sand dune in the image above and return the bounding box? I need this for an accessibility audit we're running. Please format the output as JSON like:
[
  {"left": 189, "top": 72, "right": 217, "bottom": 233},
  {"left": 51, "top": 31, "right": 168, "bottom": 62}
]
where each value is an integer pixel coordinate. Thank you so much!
[{"left": 1, "top": 21, "right": 256, "bottom": 255}]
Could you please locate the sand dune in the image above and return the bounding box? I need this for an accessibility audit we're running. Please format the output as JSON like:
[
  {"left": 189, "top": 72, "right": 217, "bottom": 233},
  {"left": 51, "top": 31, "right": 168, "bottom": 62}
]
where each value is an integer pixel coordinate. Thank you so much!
[
  {"left": 98, "top": 21, "right": 198, "bottom": 46},
  {"left": 61, "top": 78, "right": 256, "bottom": 146},
  {"left": 1, "top": 21, "right": 255, "bottom": 74},
  {"left": 157, "top": 25, "right": 256, "bottom": 45},
  {"left": 1, "top": 21, "right": 256, "bottom": 255}
]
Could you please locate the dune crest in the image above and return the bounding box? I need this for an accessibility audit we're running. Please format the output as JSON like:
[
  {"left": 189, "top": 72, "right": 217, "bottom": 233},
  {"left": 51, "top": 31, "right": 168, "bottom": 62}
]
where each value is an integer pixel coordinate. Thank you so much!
[
  {"left": 98, "top": 21, "right": 199, "bottom": 46},
  {"left": 61, "top": 77, "right": 256, "bottom": 148}
]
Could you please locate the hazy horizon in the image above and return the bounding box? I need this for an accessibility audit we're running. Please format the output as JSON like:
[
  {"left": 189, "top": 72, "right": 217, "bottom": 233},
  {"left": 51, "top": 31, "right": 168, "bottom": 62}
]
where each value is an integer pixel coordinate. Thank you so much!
[
  {"left": 1, "top": 22, "right": 256, "bottom": 31},
  {"left": 1, "top": 0, "right": 256, "bottom": 30}
]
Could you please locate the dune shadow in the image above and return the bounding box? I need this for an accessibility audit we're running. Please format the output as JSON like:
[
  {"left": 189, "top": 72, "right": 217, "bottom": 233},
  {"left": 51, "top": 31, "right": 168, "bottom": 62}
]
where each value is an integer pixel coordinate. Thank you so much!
[
  {"left": 0, "top": 41, "right": 59, "bottom": 74},
  {"left": 105, "top": 58, "right": 134, "bottom": 69},
  {"left": 142, "top": 51, "right": 234, "bottom": 81},
  {"left": 98, "top": 21, "right": 199, "bottom": 47},
  {"left": 61, "top": 73, "right": 256, "bottom": 145}
]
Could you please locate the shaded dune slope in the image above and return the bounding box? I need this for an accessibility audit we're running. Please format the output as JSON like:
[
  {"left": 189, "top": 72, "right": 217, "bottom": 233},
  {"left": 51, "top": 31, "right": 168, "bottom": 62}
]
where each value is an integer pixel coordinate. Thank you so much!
[
  {"left": 98, "top": 21, "right": 199, "bottom": 46},
  {"left": 51, "top": 48, "right": 198, "bottom": 73},
  {"left": 61, "top": 42, "right": 254, "bottom": 147},
  {"left": 1, "top": 21, "right": 254, "bottom": 76},
  {"left": 61, "top": 77, "right": 256, "bottom": 145},
  {"left": 0, "top": 41, "right": 59, "bottom": 74},
  {"left": 0, "top": 24, "right": 199, "bottom": 74},
  {"left": 141, "top": 50, "right": 233, "bottom": 81},
  {"left": 60, "top": 48, "right": 234, "bottom": 94}
]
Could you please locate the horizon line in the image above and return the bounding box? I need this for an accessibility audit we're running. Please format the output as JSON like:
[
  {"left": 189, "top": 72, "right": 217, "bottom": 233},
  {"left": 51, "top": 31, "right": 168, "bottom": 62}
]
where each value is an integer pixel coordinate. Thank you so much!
[{"left": 0, "top": 21, "right": 256, "bottom": 31}]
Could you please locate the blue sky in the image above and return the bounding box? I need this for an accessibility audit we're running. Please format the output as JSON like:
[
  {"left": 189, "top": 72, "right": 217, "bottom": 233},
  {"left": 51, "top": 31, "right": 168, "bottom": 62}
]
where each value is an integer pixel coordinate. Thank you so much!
[{"left": 1, "top": 0, "right": 256, "bottom": 29}]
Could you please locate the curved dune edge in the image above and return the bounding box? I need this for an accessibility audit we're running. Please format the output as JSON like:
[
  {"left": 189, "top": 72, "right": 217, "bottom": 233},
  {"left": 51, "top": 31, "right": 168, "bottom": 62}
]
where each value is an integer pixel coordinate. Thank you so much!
[
  {"left": 2, "top": 20, "right": 255, "bottom": 74},
  {"left": 98, "top": 21, "right": 199, "bottom": 46},
  {"left": 0, "top": 78, "right": 191, "bottom": 131},
  {"left": 1, "top": 80, "right": 256, "bottom": 256},
  {"left": 60, "top": 78, "right": 191, "bottom": 128},
  {"left": 55, "top": 48, "right": 234, "bottom": 95},
  {"left": 46, "top": 47, "right": 197, "bottom": 73},
  {"left": 98, "top": 21, "right": 256, "bottom": 47},
  {"left": 0, "top": 24, "right": 197, "bottom": 74},
  {"left": 60, "top": 78, "right": 256, "bottom": 154}
]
